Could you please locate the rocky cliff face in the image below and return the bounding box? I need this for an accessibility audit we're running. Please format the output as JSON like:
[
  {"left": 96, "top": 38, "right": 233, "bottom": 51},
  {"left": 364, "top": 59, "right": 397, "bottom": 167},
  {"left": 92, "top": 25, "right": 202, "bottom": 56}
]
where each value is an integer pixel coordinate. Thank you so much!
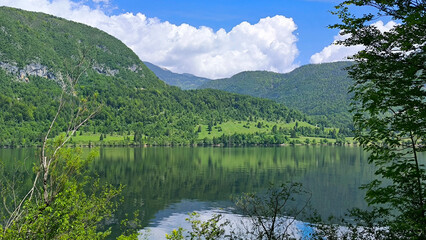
[
  {"left": 0, "top": 60, "right": 138, "bottom": 82},
  {"left": 0, "top": 61, "right": 57, "bottom": 82},
  {"left": 92, "top": 63, "right": 119, "bottom": 76}
]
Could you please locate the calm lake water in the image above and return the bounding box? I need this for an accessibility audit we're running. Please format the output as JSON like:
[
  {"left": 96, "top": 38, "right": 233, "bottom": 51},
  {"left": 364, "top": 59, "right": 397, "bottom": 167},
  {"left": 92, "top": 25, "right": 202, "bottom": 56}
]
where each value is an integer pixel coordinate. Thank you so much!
[{"left": 1, "top": 146, "right": 380, "bottom": 238}]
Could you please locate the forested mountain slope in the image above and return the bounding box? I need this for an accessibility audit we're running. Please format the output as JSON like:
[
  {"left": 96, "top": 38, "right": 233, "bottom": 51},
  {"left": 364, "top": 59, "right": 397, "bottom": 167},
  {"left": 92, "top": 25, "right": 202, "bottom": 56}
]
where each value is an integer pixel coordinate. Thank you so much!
[
  {"left": 199, "top": 62, "right": 354, "bottom": 127},
  {"left": 144, "top": 61, "right": 210, "bottom": 90},
  {"left": 0, "top": 7, "right": 308, "bottom": 146}
]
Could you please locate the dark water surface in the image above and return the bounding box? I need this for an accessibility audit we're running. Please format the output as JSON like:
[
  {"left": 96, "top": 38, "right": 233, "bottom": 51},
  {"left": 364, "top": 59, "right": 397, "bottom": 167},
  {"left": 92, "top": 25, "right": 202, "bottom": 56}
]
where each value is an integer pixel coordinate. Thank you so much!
[{"left": 1, "top": 146, "right": 379, "bottom": 237}]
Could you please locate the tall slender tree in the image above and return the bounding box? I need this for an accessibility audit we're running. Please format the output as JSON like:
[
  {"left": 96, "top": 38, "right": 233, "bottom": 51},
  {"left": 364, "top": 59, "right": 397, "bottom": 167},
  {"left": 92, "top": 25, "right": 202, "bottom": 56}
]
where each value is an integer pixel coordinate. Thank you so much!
[{"left": 0, "top": 52, "right": 139, "bottom": 239}]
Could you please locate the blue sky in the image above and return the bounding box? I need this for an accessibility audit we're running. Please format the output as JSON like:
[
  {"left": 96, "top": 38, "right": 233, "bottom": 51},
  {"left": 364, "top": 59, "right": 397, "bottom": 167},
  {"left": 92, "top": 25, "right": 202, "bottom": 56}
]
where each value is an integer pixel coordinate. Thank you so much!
[
  {"left": 1, "top": 0, "right": 392, "bottom": 78},
  {"left": 104, "top": 0, "right": 342, "bottom": 66}
]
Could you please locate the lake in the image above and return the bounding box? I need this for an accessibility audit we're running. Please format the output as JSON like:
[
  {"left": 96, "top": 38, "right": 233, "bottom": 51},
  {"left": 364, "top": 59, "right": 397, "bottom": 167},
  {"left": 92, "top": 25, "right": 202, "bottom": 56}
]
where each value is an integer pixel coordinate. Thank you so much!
[{"left": 1, "top": 146, "right": 376, "bottom": 238}]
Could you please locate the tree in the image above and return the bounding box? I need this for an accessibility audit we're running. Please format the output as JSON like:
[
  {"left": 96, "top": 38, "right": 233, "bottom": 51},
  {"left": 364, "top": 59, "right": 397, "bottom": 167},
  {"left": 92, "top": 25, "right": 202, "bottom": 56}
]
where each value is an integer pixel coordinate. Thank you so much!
[
  {"left": 290, "top": 130, "right": 297, "bottom": 138},
  {"left": 272, "top": 125, "right": 278, "bottom": 134},
  {"left": 166, "top": 183, "right": 312, "bottom": 240},
  {"left": 165, "top": 212, "right": 229, "bottom": 240},
  {"left": 304, "top": 138, "right": 310, "bottom": 145},
  {"left": 207, "top": 123, "right": 212, "bottom": 133},
  {"left": 233, "top": 182, "right": 311, "bottom": 240},
  {"left": 0, "top": 52, "right": 138, "bottom": 239},
  {"left": 332, "top": 1, "right": 425, "bottom": 238}
]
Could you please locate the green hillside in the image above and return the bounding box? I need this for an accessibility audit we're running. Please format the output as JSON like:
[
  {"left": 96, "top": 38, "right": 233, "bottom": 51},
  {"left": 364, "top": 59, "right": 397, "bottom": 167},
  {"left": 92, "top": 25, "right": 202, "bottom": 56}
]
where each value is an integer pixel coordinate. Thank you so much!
[
  {"left": 199, "top": 62, "right": 354, "bottom": 128},
  {"left": 0, "top": 7, "right": 323, "bottom": 147},
  {"left": 144, "top": 61, "right": 210, "bottom": 90}
]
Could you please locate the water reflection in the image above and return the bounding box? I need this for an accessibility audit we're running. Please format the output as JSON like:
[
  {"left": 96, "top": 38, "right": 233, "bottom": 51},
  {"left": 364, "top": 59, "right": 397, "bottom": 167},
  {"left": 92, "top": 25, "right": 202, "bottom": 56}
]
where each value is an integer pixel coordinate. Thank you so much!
[
  {"left": 0, "top": 146, "right": 376, "bottom": 239},
  {"left": 89, "top": 146, "right": 374, "bottom": 235},
  {"left": 141, "top": 202, "right": 309, "bottom": 240}
]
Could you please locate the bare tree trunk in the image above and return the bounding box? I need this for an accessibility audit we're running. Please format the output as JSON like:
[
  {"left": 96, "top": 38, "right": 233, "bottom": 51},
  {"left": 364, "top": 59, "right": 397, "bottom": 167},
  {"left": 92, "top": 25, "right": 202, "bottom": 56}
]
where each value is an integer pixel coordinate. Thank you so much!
[{"left": 4, "top": 52, "right": 100, "bottom": 230}]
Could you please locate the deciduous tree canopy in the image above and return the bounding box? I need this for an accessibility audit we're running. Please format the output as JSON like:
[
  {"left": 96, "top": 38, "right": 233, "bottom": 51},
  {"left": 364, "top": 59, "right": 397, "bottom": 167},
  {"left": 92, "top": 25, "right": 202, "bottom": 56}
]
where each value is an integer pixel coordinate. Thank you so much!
[{"left": 332, "top": 0, "right": 426, "bottom": 238}]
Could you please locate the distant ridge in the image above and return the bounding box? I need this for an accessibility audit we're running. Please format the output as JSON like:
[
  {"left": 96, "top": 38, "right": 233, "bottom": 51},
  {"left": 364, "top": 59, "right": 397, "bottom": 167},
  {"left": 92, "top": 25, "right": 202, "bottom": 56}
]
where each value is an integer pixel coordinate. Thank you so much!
[
  {"left": 144, "top": 61, "right": 210, "bottom": 90},
  {"left": 199, "top": 61, "right": 355, "bottom": 127},
  {"left": 145, "top": 60, "right": 354, "bottom": 127}
]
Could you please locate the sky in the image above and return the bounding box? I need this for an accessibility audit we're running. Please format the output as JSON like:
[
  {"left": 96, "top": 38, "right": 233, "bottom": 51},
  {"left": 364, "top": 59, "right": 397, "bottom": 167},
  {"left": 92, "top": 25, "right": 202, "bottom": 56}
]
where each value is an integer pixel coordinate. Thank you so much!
[{"left": 0, "top": 0, "right": 395, "bottom": 79}]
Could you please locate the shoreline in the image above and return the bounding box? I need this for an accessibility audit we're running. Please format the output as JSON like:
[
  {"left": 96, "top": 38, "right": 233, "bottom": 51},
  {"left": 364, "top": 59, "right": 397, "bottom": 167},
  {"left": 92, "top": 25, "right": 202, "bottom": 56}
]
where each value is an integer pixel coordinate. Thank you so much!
[{"left": 1, "top": 141, "right": 359, "bottom": 149}]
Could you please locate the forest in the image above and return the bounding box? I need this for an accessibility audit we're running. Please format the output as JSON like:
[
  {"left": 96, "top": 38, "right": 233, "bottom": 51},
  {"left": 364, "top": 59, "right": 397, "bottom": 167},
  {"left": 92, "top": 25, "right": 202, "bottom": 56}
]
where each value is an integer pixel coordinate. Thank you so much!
[
  {"left": 1, "top": 0, "right": 424, "bottom": 239},
  {"left": 198, "top": 61, "right": 354, "bottom": 128},
  {"left": 0, "top": 6, "right": 349, "bottom": 148}
]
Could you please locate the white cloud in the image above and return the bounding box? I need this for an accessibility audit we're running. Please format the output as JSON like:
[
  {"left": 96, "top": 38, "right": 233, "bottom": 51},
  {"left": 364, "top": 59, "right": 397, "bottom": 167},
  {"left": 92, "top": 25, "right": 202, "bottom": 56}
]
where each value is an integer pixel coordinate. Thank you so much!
[
  {"left": 92, "top": 0, "right": 109, "bottom": 3},
  {"left": 371, "top": 20, "right": 397, "bottom": 32},
  {"left": 0, "top": 0, "right": 299, "bottom": 79},
  {"left": 309, "top": 33, "right": 363, "bottom": 64},
  {"left": 310, "top": 21, "right": 397, "bottom": 64}
]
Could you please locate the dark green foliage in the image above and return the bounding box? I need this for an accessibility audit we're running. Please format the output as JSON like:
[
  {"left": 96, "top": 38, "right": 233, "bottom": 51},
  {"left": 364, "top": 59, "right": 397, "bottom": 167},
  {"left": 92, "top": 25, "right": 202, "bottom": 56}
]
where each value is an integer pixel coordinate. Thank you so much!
[
  {"left": 331, "top": 0, "right": 426, "bottom": 238},
  {"left": 0, "top": 7, "right": 308, "bottom": 147},
  {"left": 199, "top": 62, "right": 355, "bottom": 128},
  {"left": 198, "top": 124, "right": 345, "bottom": 146},
  {"left": 272, "top": 125, "right": 278, "bottom": 133}
]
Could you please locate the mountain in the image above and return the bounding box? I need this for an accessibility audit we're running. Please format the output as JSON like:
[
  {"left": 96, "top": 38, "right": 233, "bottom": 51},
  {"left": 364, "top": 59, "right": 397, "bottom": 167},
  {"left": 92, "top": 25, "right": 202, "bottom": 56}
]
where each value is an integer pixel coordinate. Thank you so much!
[
  {"left": 0, "top": 7, "right": 309, "bottom": 146},
  {"left": 143, "top": 61, "right": 210, "bottom": 90},
  {"left": 199, "top": 62, "right": 354, "bottom": 127}
]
